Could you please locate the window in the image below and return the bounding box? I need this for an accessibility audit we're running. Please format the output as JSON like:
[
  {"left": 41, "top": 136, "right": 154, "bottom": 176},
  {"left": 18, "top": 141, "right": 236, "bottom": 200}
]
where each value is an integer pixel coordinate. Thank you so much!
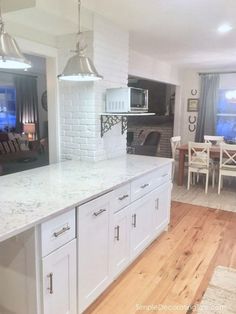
[
  {"left": 0, "top": 86, "right": 16, "bottom": 132},
  {"left": 216, "top": 89, "right": 236, "bottom": 141}
]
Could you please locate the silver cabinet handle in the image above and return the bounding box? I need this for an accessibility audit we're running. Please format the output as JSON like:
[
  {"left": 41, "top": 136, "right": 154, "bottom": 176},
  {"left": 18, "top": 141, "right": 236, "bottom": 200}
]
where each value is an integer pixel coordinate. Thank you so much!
[
  {"left": 53, "top": 225, "right": 71, "bottom": 238},
  {"left": 162, "top": 173, "right": 168, "bottom": 178},
  {"left": 132, "top": 214, "right": 137, "bottom": 228},
  {"left": 93, "top": 209, "right": 106, "bottom": 217},
  {"left": 155, "top": 199, "right": 159, "bottom": 210},
  {"left": 118, "top": 194, "right": 129, "bottom": 201},
  {"left": 115, "top": 225, "right": 120, "bottom": 241},
  {"left": 140, "top": 183, "right": 149, "bottom": 189},
  {"left": 47, "top": 273, "right": 53, "bottom": 294}
]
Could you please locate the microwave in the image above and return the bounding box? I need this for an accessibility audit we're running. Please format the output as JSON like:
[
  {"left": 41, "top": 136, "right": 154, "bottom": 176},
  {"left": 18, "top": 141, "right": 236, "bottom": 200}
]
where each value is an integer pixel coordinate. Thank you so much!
[{"left": 106, "top": 87, "right": 148, "bottom": 113}]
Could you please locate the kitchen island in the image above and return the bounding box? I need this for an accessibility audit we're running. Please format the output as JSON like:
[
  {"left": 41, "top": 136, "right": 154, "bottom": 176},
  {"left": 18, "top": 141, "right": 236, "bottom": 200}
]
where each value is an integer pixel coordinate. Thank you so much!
[{"left": 0, "top": 155, "right": 173, "bottom": 314}]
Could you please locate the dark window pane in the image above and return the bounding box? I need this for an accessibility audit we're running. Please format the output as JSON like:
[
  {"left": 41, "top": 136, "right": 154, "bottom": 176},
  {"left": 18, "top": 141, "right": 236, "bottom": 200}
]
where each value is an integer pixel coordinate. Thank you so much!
[
  {"left": 216, "top": 116, "right": 236, "bottom": 141},
  {"left": 0, "top": 86, "right": 16, "bottom": 131}
]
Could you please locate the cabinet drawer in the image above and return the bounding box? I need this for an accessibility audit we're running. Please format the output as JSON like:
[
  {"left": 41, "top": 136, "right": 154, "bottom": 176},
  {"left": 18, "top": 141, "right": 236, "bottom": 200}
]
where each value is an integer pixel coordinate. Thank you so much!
[
  {"left": 78, "top": 192, "right": 111, "bottom": 220},
  {"left": 41, "top": 209, "right": 76, "bottom": 257},
  {"left": 112, "top": 183, "right": 131, "bottom": 213},
  {"left": 131, "top": 164, "right": 171, "bottom": 202}
]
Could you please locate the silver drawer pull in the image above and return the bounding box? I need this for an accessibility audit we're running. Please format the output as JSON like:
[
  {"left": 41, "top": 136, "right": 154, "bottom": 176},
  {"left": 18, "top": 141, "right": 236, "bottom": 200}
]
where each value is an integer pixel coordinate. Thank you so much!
[
  {"left": 155, "top": 199, "right": 159, "bottom": 210},
  {"left": 115, "top": 225, "right": 120, "bottom": 241},
  {"left": 140, "top": 183, "right": 149, "bottom": 189},
  {"left": 162, "top": 173, "right": 168, "bottom": 178},
  {"left": 53, "top": 226, "right": 71, "bottom": 238},
  {"left": 132, "top": 214, "right": 137, "bottom": 228},
  {"left": 93, "top": 209, "right": 106, "bottom": 217},
  {"left": 118, "top": 194, "right": 129, "bottom": 201},
  {"left": 47, "top": 273, "right": 53, "bottom": 294}
]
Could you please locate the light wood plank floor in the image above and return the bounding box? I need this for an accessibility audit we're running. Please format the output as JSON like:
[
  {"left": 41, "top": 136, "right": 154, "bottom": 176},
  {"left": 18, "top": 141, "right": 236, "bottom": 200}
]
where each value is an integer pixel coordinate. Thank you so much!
[{"left": 84, "top": 202, "right": 236, "bottom": 314}]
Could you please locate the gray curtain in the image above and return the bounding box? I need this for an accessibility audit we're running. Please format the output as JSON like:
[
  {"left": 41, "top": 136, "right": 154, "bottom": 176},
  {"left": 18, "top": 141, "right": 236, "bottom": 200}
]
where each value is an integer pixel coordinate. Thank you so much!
[
  {"left": 15, "top": 76, "right": 40, "bottom": 139},
  {"left": 195, "top": 74, "right": 220, "bottom": 142}
]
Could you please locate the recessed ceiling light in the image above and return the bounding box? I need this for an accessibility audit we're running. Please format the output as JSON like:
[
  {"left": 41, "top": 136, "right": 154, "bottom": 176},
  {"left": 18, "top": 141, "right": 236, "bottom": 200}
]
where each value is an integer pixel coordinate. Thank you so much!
[{"left": 218, "top": 24, "right": 233, "bottom": 34}]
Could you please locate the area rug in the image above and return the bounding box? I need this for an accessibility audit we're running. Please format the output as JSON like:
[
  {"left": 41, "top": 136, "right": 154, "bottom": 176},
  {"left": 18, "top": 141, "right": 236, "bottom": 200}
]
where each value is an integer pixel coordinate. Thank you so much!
[
  {"left": 197, "top": 266, "right": 236, "bottom": 314},
  {"left": 172, "top": 183, "right": 236, "bottom": 213}
]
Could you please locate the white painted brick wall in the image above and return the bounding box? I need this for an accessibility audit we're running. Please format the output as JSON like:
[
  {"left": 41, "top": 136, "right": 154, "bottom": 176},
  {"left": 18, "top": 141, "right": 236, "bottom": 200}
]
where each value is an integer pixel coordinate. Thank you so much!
[
  {"left": 57, "top": 15, "right": 129, "bottom": 161},
  {"left": 92, "top": 16, "right": 129, "bottom": 160}
]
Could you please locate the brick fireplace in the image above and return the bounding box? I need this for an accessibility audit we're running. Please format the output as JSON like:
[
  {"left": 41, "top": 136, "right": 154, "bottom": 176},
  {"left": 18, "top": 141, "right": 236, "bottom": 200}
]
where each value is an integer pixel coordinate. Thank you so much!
[{"left": 127, "top": 116, "right": 173, "bottom": 158}]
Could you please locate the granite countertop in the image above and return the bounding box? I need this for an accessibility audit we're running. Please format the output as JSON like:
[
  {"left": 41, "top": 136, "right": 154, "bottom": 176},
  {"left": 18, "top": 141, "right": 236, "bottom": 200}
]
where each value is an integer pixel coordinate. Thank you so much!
[{"left": 0, "top": 155, "right": 172, "bottom": 242}]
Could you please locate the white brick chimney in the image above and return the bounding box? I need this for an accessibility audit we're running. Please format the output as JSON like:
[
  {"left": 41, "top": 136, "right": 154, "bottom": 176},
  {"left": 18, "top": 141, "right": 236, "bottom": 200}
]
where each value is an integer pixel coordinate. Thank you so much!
[{"left": 58, "top": 15, "right": 129, "bottom": 161}]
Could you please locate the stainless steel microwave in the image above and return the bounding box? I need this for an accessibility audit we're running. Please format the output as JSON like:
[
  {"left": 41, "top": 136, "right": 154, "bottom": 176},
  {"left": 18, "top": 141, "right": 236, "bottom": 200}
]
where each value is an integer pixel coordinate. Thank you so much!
[{"left": 106, "top": 87, "right": 148, "bottom": 113}]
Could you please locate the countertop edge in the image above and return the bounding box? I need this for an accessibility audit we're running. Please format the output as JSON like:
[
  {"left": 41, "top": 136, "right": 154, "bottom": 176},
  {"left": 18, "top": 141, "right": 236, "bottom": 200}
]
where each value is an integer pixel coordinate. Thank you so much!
[{"left": 0, "top": 157, "right": 173, "bottom": 243}]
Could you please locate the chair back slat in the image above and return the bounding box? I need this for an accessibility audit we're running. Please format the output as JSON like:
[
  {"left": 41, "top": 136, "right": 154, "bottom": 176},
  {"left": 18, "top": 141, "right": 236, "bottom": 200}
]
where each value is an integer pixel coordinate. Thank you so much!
[
  {"left": 220, "top": 143, "right": 236, "bottom": 169},
  {"left": 204, "top": 135, "right": 224, "bottom": 145},
  {"left": 170, "top": 136, "right": 181, "bottom": 159},
  {"left": 188, "top": 142, "right": 211, "bottom": 167}
]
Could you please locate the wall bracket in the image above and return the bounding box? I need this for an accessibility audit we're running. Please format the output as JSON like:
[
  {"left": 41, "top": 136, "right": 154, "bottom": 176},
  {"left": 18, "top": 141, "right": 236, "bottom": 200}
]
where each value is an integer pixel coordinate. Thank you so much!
[{"left": 101, "top": 114, "right": 127, "bottom": 137}]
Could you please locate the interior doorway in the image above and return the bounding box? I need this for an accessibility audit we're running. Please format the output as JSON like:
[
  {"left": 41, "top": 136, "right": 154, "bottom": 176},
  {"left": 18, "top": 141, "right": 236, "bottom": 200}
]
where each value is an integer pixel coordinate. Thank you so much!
[
  {"left": 127, "top": 76, "right": 176, "bottom": 158},
  {"left": 0, "top": 38, "right": 59, "bottom": 176},
  {"left": 0, "top": 54, "right": 49, "bottom": 175}
]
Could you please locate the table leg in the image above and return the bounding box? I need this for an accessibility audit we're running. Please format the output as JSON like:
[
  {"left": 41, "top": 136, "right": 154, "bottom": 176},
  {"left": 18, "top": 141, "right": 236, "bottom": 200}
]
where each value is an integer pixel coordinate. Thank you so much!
[{"left": 178, "top": 150, "right": 185, "bottom": 186}]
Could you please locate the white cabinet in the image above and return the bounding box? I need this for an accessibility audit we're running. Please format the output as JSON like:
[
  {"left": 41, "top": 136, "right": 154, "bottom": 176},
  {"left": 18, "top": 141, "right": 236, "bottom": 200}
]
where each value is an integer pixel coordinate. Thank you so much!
[
  {"left": 110, "top": 206, "right": 130, "bottom": 278},
  {"left": 42, "top": 239, "right": 77, "bottom": 314},
  {"left": 0, "top": 162, "right": 173, "bottom": 314},
  {"left": 151, "top": 182, "right": 172, "bottom": 239},
  {"left": 78, "top": 193, "right": 111, "bottom": 314},
  {"left": 130, "top": 193, "right": 153, "bottom": 260}
]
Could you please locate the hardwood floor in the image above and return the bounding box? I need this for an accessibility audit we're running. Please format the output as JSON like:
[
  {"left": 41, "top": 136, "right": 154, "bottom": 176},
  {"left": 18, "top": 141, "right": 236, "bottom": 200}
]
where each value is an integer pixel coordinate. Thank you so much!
[{"left": 84, "top": 202, "right": 236, "bottom": 314}]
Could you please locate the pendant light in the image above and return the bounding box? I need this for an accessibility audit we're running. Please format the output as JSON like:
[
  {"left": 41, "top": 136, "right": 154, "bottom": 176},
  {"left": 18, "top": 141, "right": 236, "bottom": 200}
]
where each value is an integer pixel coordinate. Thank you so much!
[
  {"left": 58, "top": 0, "right": 102, "bottom": 82},
  {"left": 0, "top": 4, "right": 31, "bottom": 69}
]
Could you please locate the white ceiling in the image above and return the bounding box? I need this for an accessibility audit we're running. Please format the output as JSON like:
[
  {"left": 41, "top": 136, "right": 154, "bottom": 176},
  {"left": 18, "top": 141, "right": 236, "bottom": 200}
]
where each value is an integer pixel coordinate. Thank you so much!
[
  {"left": 83, "top": 0, "right": 236, "bottom": 69},
  {"left": 3, "top": 0, "right": 236, "bottom": 70}
]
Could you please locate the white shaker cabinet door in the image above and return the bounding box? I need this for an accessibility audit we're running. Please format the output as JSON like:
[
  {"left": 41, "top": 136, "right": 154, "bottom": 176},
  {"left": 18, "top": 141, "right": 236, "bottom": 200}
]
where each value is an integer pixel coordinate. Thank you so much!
[
  {"left": 78, "top": 193, "right": 111, "bottom": 314},
  {"left": 130, "top": 193, "right": 153, "bottom": 260},
  {"left": 110, "top": 206, "right": 130, "bottom": 278},
  {"left": 151, "top": 182, "right": 172, "bottom": 238},
  {"left": 42, "top": 239, "right": 77, "bottom": 314}
]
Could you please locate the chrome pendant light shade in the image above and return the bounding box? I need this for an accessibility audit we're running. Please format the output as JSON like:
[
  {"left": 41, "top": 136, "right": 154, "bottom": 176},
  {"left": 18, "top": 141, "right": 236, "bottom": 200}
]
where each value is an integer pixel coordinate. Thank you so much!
[
  {"left": 0, "top": 32, "right": 31, "bottom": 69},
  {"left": 0, "top": 6, "right": 31, "bottom": 69},
  {"left": 58, "top": 53, "right": 102, "bottom": 82},
  {"left": 58, "top": 0, "right": 102, "bottom": 82}
]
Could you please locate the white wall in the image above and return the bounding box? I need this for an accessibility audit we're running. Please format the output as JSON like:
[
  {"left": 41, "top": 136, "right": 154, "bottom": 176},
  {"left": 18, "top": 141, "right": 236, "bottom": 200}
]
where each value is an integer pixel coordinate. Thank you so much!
[
  {"left": 92, "top": 15, "right": 129, "bottom": 160},
  {"left": 59, "top": 15, "right": 129, "bottom": 161},
  {"left": 176, "top": 70, "right": 200, "bottom": 143},
  {"left": 129, "top": 50, "right": 181, "bottom": 85}
]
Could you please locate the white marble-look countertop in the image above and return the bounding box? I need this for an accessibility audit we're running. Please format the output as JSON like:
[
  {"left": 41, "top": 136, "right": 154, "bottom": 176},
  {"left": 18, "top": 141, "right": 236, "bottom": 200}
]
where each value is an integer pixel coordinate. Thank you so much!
[{"left": 0, "top": 155, "right": 172, "bottom": 242}]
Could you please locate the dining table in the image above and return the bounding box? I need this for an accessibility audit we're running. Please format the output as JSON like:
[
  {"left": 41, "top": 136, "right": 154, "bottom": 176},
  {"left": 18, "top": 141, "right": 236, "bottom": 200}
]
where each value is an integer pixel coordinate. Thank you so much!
[{"left": 176, "top": 144, "right": 223, "bottom": 186}]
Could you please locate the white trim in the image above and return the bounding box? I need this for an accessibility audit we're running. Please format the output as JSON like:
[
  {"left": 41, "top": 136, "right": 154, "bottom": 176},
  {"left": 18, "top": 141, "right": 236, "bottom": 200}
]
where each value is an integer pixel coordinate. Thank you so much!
[{"left": 217, "top": 113, "right": 236, "bottom": 117}]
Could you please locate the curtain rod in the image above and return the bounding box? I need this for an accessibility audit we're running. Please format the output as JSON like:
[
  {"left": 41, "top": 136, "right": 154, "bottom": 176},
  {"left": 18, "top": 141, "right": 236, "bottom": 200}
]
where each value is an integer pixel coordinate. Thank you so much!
[
  {"left": 0, "top": 70, "right": 38, "bottom": 78},
  {"left": 199, "top": 71, "right": 236, "bottom": 76}
]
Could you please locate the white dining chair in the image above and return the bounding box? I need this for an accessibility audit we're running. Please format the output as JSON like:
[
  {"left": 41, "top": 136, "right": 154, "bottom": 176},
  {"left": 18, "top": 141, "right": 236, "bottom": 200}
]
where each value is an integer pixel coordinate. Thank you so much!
[
  {"left": 204, "top": 136, "right": 224, "bottom": 183},
  {"left": 170, "top": 136, "right": 181, "bottom": 179},
  {"left": 204, "top": 135, "right": 224, "bottom": 145},
  {"left": 187, "top": 142, "right": 214, "bottom": 194},
  {"left": 218, "top": 143, "right": 236, "bottom": 194}
]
